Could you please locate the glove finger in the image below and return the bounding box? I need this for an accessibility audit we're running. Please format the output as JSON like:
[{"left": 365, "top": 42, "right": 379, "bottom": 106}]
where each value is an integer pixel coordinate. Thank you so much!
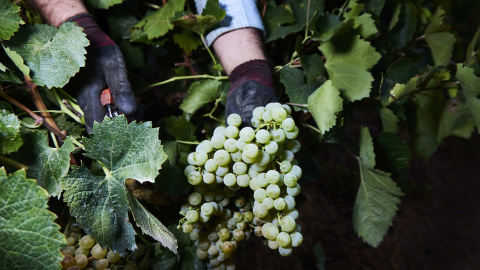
[
  {"left": 101, "top": 46, "right": 137, "bottom": 115},
  {"left": 77, "top": 84, "right": 107, "bottom": 134}
]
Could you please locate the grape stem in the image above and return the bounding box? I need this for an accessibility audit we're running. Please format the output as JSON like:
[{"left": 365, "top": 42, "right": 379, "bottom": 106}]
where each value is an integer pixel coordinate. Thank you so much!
[
  {"left": 146, "top": 74, "right": 228, "bottom": 89},
  {"left": 287, "top": 103, "right": 308, "bottom": 108},
  {"left": 203, "top": 96, "right": 224, "bottom": 123},
  {"left": 177, "top": 140, "right": 201, "bottom": 145},
  {"left": 0, "top": 155, "right": 28, "bottom": 170},
  {"left": 302, "top": 123, "right": 322, "bottom": 134},
  {"left": 52, "top": 88, "right": 83, "bottom": 123}
]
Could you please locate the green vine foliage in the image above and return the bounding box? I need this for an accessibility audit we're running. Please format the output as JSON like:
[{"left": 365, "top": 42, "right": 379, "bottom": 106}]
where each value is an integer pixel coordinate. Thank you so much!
[{"left": 0, "top": 0, "right": 480, "bottom": 269}]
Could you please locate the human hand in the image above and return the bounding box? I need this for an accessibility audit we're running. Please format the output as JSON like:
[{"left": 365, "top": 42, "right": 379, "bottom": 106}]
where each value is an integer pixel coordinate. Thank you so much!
[
  {"left": 67, "top": 14, "right": 136, "bottom": 133},
  {"left": 225, "top": 60, "right": 278, "bottom": 127}
]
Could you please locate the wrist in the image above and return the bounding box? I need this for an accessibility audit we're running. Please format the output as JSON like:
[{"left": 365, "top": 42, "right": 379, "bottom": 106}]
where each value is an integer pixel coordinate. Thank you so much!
[{"left": 229, "top": 60, "right": 274, "bottom": 94}]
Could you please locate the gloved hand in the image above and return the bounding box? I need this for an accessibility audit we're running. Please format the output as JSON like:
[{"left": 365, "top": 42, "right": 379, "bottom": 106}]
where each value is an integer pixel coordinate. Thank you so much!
[
  {"left": 225, "top": 59, "right": 278, "bottom": 127},
  {"left": 66, "top": 14, "right": 136, "bottom": 133}
]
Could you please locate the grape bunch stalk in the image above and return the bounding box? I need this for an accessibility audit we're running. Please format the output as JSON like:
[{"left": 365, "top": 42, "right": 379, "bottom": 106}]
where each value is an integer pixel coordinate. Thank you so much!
[{"left": 180, "top": 103, "right": 304, "bottom": 269}]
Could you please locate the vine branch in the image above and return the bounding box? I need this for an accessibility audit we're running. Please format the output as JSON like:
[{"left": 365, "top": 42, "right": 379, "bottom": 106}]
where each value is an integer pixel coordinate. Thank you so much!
[
  {"left": 147, "top": 74, "right": 228, "bottom": 89},
  {"left": 0, "top": 155, "right": 28, "bottom": 170}
]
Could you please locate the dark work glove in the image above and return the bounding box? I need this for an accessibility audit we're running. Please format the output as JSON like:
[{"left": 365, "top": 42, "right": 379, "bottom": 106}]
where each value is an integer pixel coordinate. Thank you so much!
[
  {"left": 67, "top": 14, "right": 136, "bottom": 133},
  {"left": 226, "top": 60, "right": 278, "bottom": 127}
]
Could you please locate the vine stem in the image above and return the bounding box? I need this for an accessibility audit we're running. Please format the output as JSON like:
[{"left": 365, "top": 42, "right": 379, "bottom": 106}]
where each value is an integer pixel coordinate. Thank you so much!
[
  {"left": 0, "top": 155, "right": 28, "bottom": 170},
  {"left": 146, "top": 74, "right": 228, "bottom": 89},
  {"left": 287, "top": 103, "right": 308, "bottom": 108},
  {"left": 200, "top": 33, "right": 222, "bottom": 77},
  {"left": 304, "top": 0, "right": 311, "bottom": 41},
  {"left": 71, "top": 138, "right": 85, "bottom": 150},
  {"left": 52, "top": 88, "right": 82, "bottom": 123},
  {"left": 302, "top": 123, "right": 322, "bottom": 134},
  {"left": 203, "top": 96, "right": 224, "bottom": 123},
  {"left": 176, "top": 140, "right": 200, "bottom": 145}
]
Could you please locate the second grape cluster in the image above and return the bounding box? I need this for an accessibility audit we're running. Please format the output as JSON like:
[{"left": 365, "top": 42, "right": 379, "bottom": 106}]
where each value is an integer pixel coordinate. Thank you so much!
[{"left": 180, "top": 103, "right": 304, "bottom": 269}]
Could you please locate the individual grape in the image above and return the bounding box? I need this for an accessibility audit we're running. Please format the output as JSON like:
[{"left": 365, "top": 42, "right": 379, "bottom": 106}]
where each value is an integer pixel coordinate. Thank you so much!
[
  {"left": 213, "top": 126, "right": 226, "bottom": 136},
  {"left": 279, "top": 246, "right": 293, "bottom": 256},
  {"left": 233, "top": 229, "right": 245, "bottom": 241},
  {"left": 225, "top": 125, "right": 239, "bottom": 139},
  {"left": 75, "top": 247, "right": 89, "bottom": 257},
  {"left": 230, "top": 151, "right": 242, "bottom": 162},
  {"left": 95, "top": 258, "right": 109, "bottom": 270},
  {"left": 204, "top": 159, "right": 217, "bottom": 172},
  {"left": 221, "top": 241, "right": 235, "bottom": 255},
  {"left": 252, "top": 163, "right": 267, "bottom": 172},
  {"left": 254, "top": 225, "right": 263, "bottom": 237},
  {"left": 204, "top": 191, "right": 215, "bottom": 202},
  {"left": 251, "top": 117, "right": 260, "bottom": 127},
  {"left": 211, "top": 133, "right": 226, "bottom": 149},
  {"left": 262, "top": 110, "right": 273, "bottom": 122},
  {"left": 271, "top": 129, "right": 286, "bottom": 143},
  {"left": 276, "top": 232, "right": 291, "bottom": 248},
  {"left": 280, "top": 160, "right": 292, "bottom": 173},
  {"left": 189, "top": 228, "right": 200, "bottom": 241},
  {"left": 192, "top": 151, "right": 208, "bottom": 166},
  {"left": 262, "top": 197, "right": 274, "bottom": 210},
  {"left": 281, "top": 118, "right": 295, "bottom": 132},
  {"left": 79, "top": 235, "right": 95, "bottom": 249},
  {"left": 236, "top": 139, "right": 247, "bottom": 152},
  {"left": 268, "top": 240, "right": 279, "bottom": 250},
  {"left": 254, "top": 151, "right": 270, "bottom": 167},
  {"left": 91, "top": 244, "right": 107, "bottom": 260},
  {"left": 61, "top": 246, "right": 76, "bottom": 257},
  {"left": 285, "top": 126, "right": 299, "bottom": 139},
  {"left": 243, "top": 144, "right": 259, "bottom": 159},
  {"left": 218, "top": 228, "right": 230, "bottom": 241},
  {"left": 290, "top": 232, "right": 303, "bottom": 247},
  {"left": 227, "top": 113, "right": 242, "bottom": 127},
  {"left": 66, "top": 236, "right": 76, "bottom": 246},
  {"left": 223, "top": 173, "right": 237, "bottom": 187},
  {"left": 61, "top": 256, "right": 76, "bottom": 269},
  {"left": 287, "top": 184, "right": 301, "bottom": 197},
  {"left": 68, "top": 231, "right": 80, "bottom": 240},
  {"left": 253, "top": 204, "right": 268, "bottom": 218},
  {"left": 249, "top": 178, "right": 261, "bottom": 190},
  {"left": 286, "top": 209, "right": 299, "bottom": 220},
  {"left": 266, "top": 102, "right": 282, "bottom": 112},
  {"left": 188, "top": 171, "right": 203, "bottom": 185},
  {"left": 214, "top": 150, "right": 231, "bottom": 166},
  {"left": 253, "top": 188, "right": 267, "bottom": 203},
  {"left": 196, "top": 140, "right": 213, "bottom": 153},
  {"left": 186, "top": 210, "right": 200, "bottom": 222},
  {"left": 242, "top": 152, "right": 256, "bottom": 164},
  {"left": 208, "top": 244, "right": 219, "bottom": 256},
  {"left": 284, "top": 195, "right": 296, "bottom": 211},
  {"left": 239, "top": 127, "right": 255, "bottom": 142},
  {"left": 285, "top": 140, "right": 301, "bottom": 153},
  {"left": 264, "top": 141, "right": 278, "bottom": 155},
  {"left": 188, "top": 192, "right": 202, "bottom": 206},
  {"left": 201, "top": 172, "right": 214, "bottom": 184},
  {"left": 266, "top": 170, "right": 280, "bottom": 184},
  {"left": 282, "top": 104, "right": 292, "bottom": 115},
  {"left": 182, "top": 222, "right": 194, "bottom": 233},
  {"left": 75, "top": 254, "right": 88, "bottom": 268},
  {"left": 291, "top": 165, "right": 303, "bottom": 179},
  {"left": 272, "top": 107, "right": 287, "bottom": 122},
  {"left": 262, "top": 223, "right": 279, "bottom": 240},
  {"left": 274, "top": 198, "right": 286, "bottom": 210},
  {"left": 216, "top": 166, "right": 229, "bottom": 177},
  {"left": 224, "top": 138, "right": 238, "bottom": 152},
  {"left": 252, "top": 106, "right": 265, "bottom": 120},
  {"left": 236, "top": 174, "right": 250, "bottom": 187},
  {"left": 232, "top": 162, "right": 247, "bottom": 175},
  {"left": 280, "top": 216, "right": 296, "bottom": 232},
  {"left": 196, "top": 238, "right": 211, "bottom": 251},
  {"left": 266, "top": 184, "right": 281, "bottom": 199},
  {"left": 282, "top": 150, "right": 295, "bottom": 162},
  {"left": 187, "top": 152, "right": 195, "bottom": 165},
  {"left": 255, "top": 129, "right": 271, "bottom": 144},
  {"left": 234, "top": 197, "right": 246, "bottom": 208},
  {"left": 196, "top": 248, "right": 208, "bottom": 260},
  {"left": 243, "top": 211, "right": 254, "bottom": 222},
  {"left": 237, "top": 221, "right": 247, "bottom": 231},
  {"left": 106, "top": 250, "right": 121, "bottom": 263},
  {"left": 284, "top": 173, "right": 298, "bottom": 187},
  {"left": 199, "top": 213, "right": 210, "bottom": 222},
  {"left": 257, "top": 173, "right": 268, "bottom": 187}
]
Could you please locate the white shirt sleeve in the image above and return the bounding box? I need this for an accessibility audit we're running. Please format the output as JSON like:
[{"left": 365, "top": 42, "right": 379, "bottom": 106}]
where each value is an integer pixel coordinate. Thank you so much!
[{"left": 194, "top": 0, "right": 265, "bottom": 46}]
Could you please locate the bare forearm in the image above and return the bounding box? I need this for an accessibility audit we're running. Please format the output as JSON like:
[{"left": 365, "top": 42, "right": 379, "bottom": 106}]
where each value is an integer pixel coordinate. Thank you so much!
[{"left": 25, "top": 0, "right": 88, "bottom": 26}]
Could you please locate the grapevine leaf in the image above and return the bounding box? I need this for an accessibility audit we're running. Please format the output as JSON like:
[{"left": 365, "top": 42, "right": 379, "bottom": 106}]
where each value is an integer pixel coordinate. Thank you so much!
[
  {"left": 387, "top": 59, "right": 420, "bottom": 84},
  {"left": 280, "top": 66, "right": 318, "bottom": 110},
  {"left": 376, "top": 132, "right": 411, "bottom": 171},
  {"left": 264, "top": 4, "right": 296, "bottom": 38},
  {"left": 437, "top": 101, "right": 475, "bottom": 141},
  {"left": 353, "top": 13, "right": 378, "bottom": 38},
  {"left": 173, "top": 30, "right": 202, "bottom": 55},
  {"left": 0, "top": 62, "right": 5, "bottom": 72},
  {"left": 388, "top": 2, "right": 417, "bottom": 48},
  {"left": 424, "top": 8, "right": 456, "bottom": 67},
  {"left": 16, "top": 132, "right": 74, "bottom": 197},
  {"left": 3, "top": 45, "right": 30, "bottom": 79},
  {"left": 87, "top": 0, "right": 122, "bottom": 9},
  {"left": 299, "top": 53, "right": 325, "bottom": 83},
  {"left": 413, "top": 90, "right": 443, "bottom": 160},
  {"left": 379, "top": 107, "right": 399, "bottom": 133},
  {"left": 135, "top": 0, "right": 185, "bottom": 39},
  {"left": 54, "top": 114, "right": 84, "bottom": 139},
  {"left": 0, "top": 109, "right": 22, "bottom": 155},
  {"left": 126, "top": 191, "right": 178, "bottom": 253},
  {"left": 386, "top": 68, "right": 434, "bottom": 105},
  {"left": 62, "top": 165, "right": 136, "bottom": 254},
  {"left": 311, "top": 13, "right": 343, "bottom": 42},
  {"left": 170, "top": 11, "right": 225, "bottom": 36},
  {"left": 365, "top": 0, "right": 385, "bottom": 15},
  {"left": 84, "top": 115, "right": 167, "bottom": 184},
  {"left": 0, "top": 0, "right": 24, "bottom": 40},
  {"left": 4, "top": 23, "right": 88, "bottom": 88},
  {"left": 353, "top": 127, "right": 403, "bottom": 247},
  {"left": 307, "top": 80, "right": 343, "bottom": 135},
  {"left": 164, "top": 115, "right": 196, "bottom": 141},
  {"left": 456, "top": 65, "right": 480, "bottom": 129},
  {"left": 465, "top": 26, "right": 480, "bottom": 65},
  {"left": 0, "top": 168, "right": 65, "bottom": 270},
  {"left": 388, "top": 4, "right": 401, "bottom": 31},
  {"left": 319, "top": 33, "right": 381, "bottom": 101},
  {"left": 179, "top": 79, "right": 222, "bottom": 115}
]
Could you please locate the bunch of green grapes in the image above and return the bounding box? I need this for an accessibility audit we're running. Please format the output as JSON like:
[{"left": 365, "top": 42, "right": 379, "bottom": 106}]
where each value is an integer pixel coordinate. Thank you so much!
[
  {"left": 60, "top": 224, "right": 140, "bottom": 270},
  {"left": 180, "top": 103, "right": 304, "bottom": 269}
]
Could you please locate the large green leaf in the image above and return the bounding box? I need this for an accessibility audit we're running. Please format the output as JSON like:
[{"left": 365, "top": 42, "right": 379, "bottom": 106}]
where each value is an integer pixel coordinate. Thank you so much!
[
  {"left": 353, "top": 127, "right": 403, "bottom": 247},
  {"left": 87, "top": 0, "right": 123, "bottom": 9},
  {"left": 0, "top": 0, "right": 24, "bottom": 40},
  {"left": 135, "top": 0, "right": 185, "bottom": 39},
  {"left": 0, "top": 109, "right": 22, "bottom": 155},
  {"left": 424, "top": 8, "right": 456, "bottom": 67},
  {"left": 307, "top": 80, "right": 343, "bottom": 135},
  {"left": 179, "top": 79, "right": 222, "bottom": 115},
  {"left": 63, "top": 165, "right": 136, "bottom": 254},
  {"left": 4, "top": 23, "right": 88, "bottom": 88},
  {"left": 264, "top": 3, "right": 296, "bottom": 39},
  {"left": 0, "top": 168, "right": 65, "bottom": 270},
  {"left": 437, "top": 101, "right": 475, "bottom": 141},
  {"left": 16, "top": 132, "right": 74, "bottom": 197},
  {"left": 345, "top": 0, "right": 378, "bottom": 38},
  {"left": 299, "top": 53, "right": 325, "bottom": 84},
  {"left": 83, "top": 115, "right": 167, "bottom": 183},
  {"left": 456, "top": 65, "right": 480, "bottom": 129},
  {"left": 319, "top": 33, "right": 381, "bottom": 101},
  {"left": 171, "top": 0, "right": 226, "bottom": 36},
  {"left": 280, "top": 66, "right": 318, "bottom": 110},
  {"left": 126, "top": 191, "right": 177, "bottom": 253},
  {"left": 173, "top": 30, "right": 202, "bottom": 55}
]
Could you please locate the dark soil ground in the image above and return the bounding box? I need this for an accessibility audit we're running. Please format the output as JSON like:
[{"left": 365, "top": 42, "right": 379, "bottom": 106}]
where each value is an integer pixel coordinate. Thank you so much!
[{"left": 236, "top": 133, "right": 480, "bottom": 270}]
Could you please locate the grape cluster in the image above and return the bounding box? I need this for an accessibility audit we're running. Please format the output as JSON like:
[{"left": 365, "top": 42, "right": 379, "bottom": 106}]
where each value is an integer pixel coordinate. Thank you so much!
[
  {"left": 60, "top": 224, "right": 140, "bottom": 270},
  {"left": 180, "top": 103, "right": 303, "bottom": 269}
]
